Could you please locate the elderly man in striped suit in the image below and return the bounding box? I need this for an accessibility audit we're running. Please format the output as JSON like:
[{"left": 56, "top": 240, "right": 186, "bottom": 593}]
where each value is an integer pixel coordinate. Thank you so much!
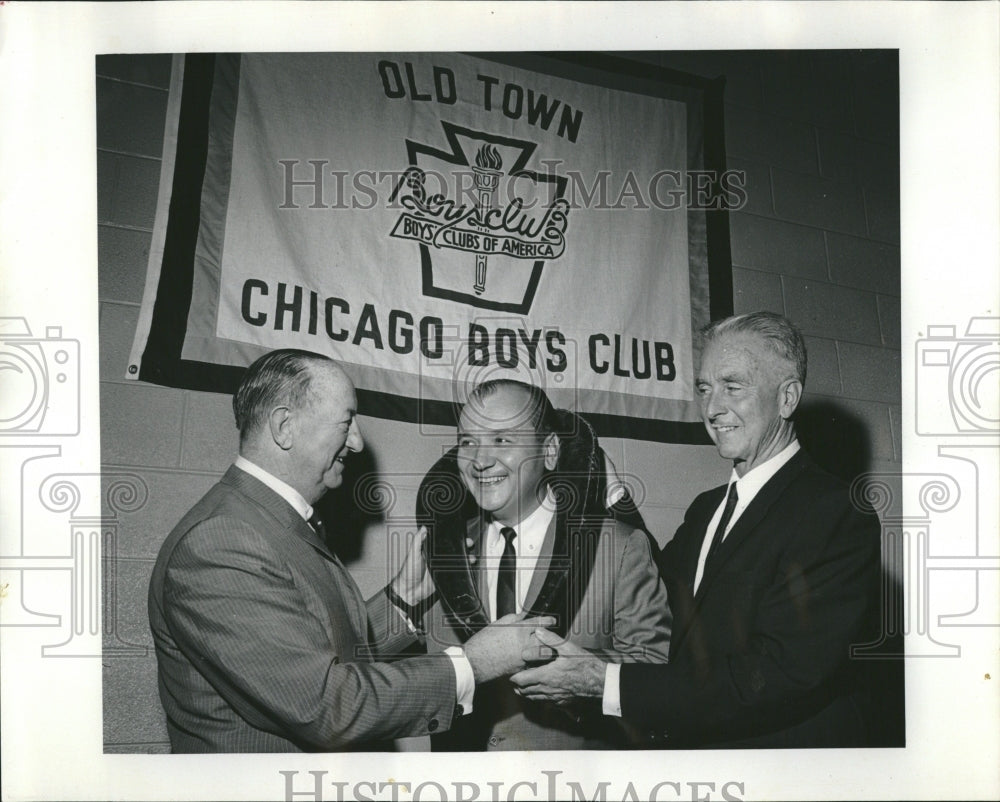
[{"left": 149, "top": 349, "right": 549, "bottom": 752}]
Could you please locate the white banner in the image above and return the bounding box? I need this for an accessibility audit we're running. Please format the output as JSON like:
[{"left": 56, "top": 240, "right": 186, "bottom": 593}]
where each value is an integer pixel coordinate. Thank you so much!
[{"left": 131, "top": 52, "right": 733, "bottom": 439}]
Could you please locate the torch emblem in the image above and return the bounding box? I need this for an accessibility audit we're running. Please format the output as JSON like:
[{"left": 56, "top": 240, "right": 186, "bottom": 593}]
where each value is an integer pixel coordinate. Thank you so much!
[
  {"left": 472, "top": 145, "right": 503, "bottom": 295},
  {"left": 389, "top": 122, "right": 570, "bottom": 314}
]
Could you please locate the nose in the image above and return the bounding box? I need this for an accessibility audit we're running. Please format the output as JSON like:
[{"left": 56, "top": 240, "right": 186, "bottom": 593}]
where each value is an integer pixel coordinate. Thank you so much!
[
  {"left": 464, "top": 443, "right": 494, "bottom": 471},
  {"left": 702, "top": 388, "right": 725, "bottom": 420},
  {"left": 346, "top": 418, "right": 364, "bottom": 453}
]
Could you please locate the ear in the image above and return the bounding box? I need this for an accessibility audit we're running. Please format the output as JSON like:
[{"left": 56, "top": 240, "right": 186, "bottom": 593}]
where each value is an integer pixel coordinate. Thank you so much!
[
  {"left": 778, "top": 378, "right": 803, "bottom": 420},
  {"left": 268, "top": 406, "right": 294, "bottom": 450},
  {"left": 543, "top": 432, "right": 560, "bottom": 471}
]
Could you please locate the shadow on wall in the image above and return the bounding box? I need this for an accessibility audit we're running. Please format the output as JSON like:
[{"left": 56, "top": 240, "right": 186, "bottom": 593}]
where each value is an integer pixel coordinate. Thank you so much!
[
  {"left": 795, "top": 398, "right": 872, "bottom": 485},
  {"left": 796, "top": 397, "right": 906, "bottom": 747},
  {"left": 315, "top": 447, "right": 385, "bottom": 563}
]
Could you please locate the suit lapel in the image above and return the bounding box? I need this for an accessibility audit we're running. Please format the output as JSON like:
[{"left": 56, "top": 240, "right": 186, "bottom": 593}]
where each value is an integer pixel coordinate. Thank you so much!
[
  {"left": 523, "top": 515, "right": 557, "bottom": 613},
  {"left": 222, "top": 465, "right": 369, "bottom": 640},
  {"left": 682, "top": 487, "right": 728, "bottom": 582},
  {"left": 470, "top": 515, "right": 491, "bottom": 617},
  {"left": 467, "top": 513, "right": 559, "bottom": 622},
  {"left": 667, "top": 487, "right": 726, "bottom": 655},
  {"left": 427, "top": 514, "right": 489, "bottom": 639},
  {"left": 694, "top": 450, "right": 810, "bottom": 601}
]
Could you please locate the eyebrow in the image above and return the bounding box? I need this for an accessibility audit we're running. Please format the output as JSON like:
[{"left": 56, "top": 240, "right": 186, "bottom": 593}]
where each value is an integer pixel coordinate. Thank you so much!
[
  {"left": 457, "top": 426, "right": 528, "bottom": 438},
  {"left": 696, "top": 373, "right": 750, "bottom": 384}
]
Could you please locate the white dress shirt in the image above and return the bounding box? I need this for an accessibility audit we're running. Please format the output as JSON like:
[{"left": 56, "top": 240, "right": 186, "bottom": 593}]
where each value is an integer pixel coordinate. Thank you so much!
[
  {"left": 235, "top": 455, "right": 314, "bottom": 521},
  {"left": 484, "top": 487, "right": 557, "bottom": 620},
  {"left": 602, "top": 440, "right": 801, "bottom": 717},
  {"left": 233, "top": 457, "right": 475, "bottom": 713},
  {"left": 692, "top": 440, "right": 801, "bottom": 593}
]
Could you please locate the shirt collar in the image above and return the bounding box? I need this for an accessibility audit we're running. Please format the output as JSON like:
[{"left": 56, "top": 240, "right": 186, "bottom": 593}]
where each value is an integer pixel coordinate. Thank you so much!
[
  {"left": 728, "top": 439, "right": 801, "bottom": 502},
  {"left": 235, "top": 455, "right": 314, "bottom": 522}
]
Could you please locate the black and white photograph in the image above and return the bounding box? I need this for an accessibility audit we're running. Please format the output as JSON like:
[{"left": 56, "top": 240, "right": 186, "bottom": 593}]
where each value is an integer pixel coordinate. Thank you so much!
[{"left": 1, "top": 3, "right": 997, "bottom": 801}]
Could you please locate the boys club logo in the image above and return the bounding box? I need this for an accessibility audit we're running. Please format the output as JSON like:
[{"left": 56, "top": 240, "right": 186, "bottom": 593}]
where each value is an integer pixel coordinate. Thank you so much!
[{"left": 390, "top": 122, "right": 570, "bottom": 313}]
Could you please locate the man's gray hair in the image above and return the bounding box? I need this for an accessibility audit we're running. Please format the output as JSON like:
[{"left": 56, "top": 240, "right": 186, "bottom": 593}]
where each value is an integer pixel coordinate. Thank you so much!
[
  {"left": 701, "top": 311, "right": 808, "bottom": 385},
  {"left": 233, "top": 349, "right": 332, "bottom": 443}
]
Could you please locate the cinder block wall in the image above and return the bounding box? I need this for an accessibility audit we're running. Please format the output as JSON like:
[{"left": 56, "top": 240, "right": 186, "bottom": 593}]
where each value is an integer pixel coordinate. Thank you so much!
[{"left": 98, "top": 51, "right": 900, "bottom": 751}]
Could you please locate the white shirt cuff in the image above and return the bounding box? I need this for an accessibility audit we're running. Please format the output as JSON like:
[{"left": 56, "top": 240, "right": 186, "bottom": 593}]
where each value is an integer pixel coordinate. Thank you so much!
[
  {"left": 445, "top": 646, "right": 475, "bottom": 714},
  {"left": 602, "top": 662, "right": 622, "bottom": 717}
]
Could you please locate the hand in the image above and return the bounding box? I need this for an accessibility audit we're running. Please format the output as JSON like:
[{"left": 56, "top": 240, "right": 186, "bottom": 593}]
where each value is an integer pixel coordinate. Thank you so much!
[
  {"left": 464, "top": 614, "right": 556, "bottom": 684},
  {"left": 510, "top": 628, "right": 607, "bottom": 702},
  {"left": 390, "top": 526, "right": 435, "bottom": 605}
]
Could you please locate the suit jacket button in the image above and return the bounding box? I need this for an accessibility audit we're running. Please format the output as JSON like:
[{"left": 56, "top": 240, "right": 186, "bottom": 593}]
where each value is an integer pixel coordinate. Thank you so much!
[{"left": 427, "top": 718, "right": 439, "bottom": 732}]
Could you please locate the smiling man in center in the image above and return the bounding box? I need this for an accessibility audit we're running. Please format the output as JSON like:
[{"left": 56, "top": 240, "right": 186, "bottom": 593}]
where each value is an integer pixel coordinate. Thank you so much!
[{"left": 413, "top": 378, "right": 671, "bottom": 751}]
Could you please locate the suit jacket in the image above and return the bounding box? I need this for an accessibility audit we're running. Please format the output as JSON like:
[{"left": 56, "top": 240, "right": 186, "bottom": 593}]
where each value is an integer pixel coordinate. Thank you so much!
[
  {"left": 622, "top": 449, "right": 882, "bottom": 748},
  {"left": 427, "top": 512, "right": 671, "bottom": 751},
  {"left": 148, "top": 465, "right": 459, "bottom": 753}
]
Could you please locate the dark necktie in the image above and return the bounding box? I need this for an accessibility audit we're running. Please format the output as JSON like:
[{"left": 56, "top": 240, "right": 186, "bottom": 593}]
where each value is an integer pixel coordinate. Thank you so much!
[
  {"left": 496, "top": 526, "right": 518, "bottom": 618},
  {"left": 308, "top": 511, "right": 326, "bottom": 538},
  {"left": 705, "top": 483, "right": 739, "bottom": 568},
  {"left": 308, "top": 511, "right": 336, "bottom": 554}
]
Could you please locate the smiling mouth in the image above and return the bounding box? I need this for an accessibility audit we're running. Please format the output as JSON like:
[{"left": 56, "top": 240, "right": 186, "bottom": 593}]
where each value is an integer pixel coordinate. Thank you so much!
[
  {"left": 475, "top": 475, "right": 507, "bottom": 487},
  {"left": 713, "top": 425, "right": 738, "bottom": 433}
]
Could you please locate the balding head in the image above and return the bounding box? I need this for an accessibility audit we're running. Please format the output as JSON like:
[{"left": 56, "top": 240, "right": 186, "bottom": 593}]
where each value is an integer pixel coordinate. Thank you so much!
[
  {"left": 234, "top": 350, "right": 363, "bottom": 503},
  {"left": 234, "top": 350, "right": 339, "bottom": 445}
]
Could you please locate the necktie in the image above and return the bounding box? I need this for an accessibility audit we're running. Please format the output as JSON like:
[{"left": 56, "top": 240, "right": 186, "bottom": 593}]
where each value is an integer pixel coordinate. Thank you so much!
[
  {"left": 308, "top": 511, "right": 335, "bottom": 553},
  {"left": 308, "top": 511, "right": 326, "bottom": 538},
  {"left": 496, "top": 526, "right": 518, "bottom": 618},
  {"left": 705, "top": 483, "right": 739, "bottom": 568}
]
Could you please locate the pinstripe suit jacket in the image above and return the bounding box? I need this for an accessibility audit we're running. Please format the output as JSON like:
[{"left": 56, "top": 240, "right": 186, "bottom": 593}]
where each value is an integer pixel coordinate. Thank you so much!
[
  {"left": 148, "top": 465, "right": 459, "bottom": 753},
  {"left": 427, "top": 513, "right": 671, "bottom": 750}
]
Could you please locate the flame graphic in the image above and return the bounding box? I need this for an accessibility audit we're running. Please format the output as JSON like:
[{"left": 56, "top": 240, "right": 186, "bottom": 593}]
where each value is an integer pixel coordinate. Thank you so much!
[{"left": 475, "top": 144, "right": 503, "bottom": 171}]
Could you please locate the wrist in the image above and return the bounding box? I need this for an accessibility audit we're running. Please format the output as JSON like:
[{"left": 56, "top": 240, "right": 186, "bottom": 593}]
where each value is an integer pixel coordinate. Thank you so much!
[
  {"left": 585, "top": 656, "right": 607, "bottom": 697},
  {"left": 385, "top": 584, "right": 435, "bottom": 628},
  {"left": 390, "top": 575, "right": 415, "bottom": 605}
]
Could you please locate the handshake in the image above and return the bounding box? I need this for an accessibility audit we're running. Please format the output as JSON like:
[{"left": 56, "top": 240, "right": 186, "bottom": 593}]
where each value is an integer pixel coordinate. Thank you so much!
[
  {"left": 462, "top": 617, "right": 608, "bottom": 705},
  {"left": 392, "top": 526, "right": 578, "bottom": 688},
  {"left": 393, "top": 525, "right": 605, "bottom": 698},
  {"left": 461, "top": 614, "right": 559, "bottom": 684}
]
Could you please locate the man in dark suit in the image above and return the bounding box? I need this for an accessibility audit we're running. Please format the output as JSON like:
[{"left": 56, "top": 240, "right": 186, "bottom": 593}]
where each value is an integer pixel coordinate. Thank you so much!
[
  {"left": 148, "top": 349, "right": 549, "bottom": 752},
  {"left": 511, "top": 312, "right": 882, "bottom": 748},
  {"left": 415, "top": 379, "right": 671, "bottom": 750}
]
